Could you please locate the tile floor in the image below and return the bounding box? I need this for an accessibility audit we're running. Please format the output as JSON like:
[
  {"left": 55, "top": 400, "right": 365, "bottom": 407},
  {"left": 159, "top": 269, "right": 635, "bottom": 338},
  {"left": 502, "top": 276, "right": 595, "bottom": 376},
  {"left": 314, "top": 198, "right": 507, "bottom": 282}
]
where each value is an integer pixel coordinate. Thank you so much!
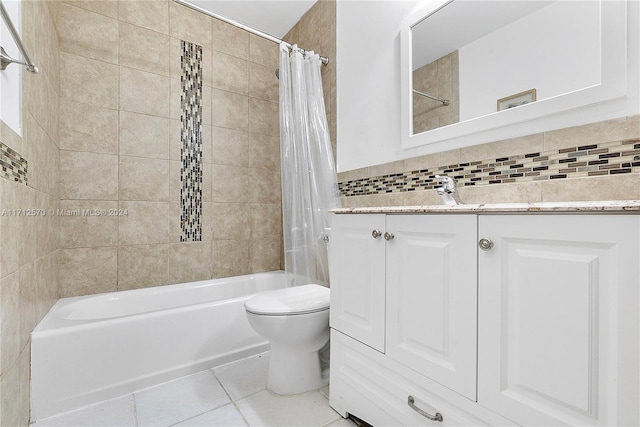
[{"left": 32, "top": 352, "right": 356, "bottom": 427}]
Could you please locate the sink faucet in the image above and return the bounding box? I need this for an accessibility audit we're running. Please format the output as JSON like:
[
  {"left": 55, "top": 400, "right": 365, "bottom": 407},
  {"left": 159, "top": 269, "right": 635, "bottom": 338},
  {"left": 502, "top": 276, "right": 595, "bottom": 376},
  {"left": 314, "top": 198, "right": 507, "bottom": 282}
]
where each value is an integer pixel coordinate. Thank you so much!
[{"left": 435, "top": 175, "right": 463, "bottom": 206}]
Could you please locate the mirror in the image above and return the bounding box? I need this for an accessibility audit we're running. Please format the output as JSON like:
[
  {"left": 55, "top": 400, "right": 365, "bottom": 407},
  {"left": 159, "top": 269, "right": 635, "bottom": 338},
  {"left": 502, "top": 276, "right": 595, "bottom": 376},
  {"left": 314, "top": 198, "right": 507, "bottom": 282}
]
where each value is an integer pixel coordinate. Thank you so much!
[{"left": 400, "top": 0, "right": 628, "bottom": 150}]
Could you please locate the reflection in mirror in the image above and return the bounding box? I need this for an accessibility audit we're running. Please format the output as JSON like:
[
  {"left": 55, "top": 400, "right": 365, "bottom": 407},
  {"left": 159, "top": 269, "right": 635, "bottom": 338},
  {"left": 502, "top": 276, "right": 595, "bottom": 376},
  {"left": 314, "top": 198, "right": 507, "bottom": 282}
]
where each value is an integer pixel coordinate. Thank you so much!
[{"left": 410, "top": 0, "right": 601, "bottom": 135}]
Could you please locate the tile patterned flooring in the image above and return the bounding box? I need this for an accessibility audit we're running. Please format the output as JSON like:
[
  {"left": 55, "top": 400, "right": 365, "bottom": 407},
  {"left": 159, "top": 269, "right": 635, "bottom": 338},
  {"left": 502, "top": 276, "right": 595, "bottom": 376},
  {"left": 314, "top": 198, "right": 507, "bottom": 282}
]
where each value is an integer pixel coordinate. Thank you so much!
[{"left": 32, "top": 352, "right": 355, "bottom": 427}]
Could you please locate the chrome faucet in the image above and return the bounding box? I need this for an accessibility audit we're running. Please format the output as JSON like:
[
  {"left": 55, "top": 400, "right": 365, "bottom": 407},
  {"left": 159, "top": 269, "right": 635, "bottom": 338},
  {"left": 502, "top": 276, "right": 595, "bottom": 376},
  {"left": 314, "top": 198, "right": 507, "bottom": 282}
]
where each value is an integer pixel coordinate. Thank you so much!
[{"left": 435, "top": 175, "right": 463, "bottom": 206}]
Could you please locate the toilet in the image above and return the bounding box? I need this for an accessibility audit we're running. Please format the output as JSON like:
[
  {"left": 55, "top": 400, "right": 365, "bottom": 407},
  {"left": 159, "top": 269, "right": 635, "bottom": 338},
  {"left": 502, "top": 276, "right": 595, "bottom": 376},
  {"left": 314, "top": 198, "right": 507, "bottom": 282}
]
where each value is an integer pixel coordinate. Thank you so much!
[{"left": 244, "top": 284, "right": 330, "bottom": 395}]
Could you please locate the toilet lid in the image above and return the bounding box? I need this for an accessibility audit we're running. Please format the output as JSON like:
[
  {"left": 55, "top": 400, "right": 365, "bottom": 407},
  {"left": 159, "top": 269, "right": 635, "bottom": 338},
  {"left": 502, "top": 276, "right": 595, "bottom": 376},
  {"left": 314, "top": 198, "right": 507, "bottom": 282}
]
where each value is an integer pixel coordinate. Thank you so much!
[{"left": 245, "top": 284, "right": 330, "bottom": 315}]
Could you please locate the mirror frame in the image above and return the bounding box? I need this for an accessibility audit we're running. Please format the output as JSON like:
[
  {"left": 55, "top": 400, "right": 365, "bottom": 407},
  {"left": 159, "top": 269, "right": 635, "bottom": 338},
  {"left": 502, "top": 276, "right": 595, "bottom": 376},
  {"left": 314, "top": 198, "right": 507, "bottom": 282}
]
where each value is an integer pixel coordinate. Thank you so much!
[{"left": 400, "top": 0, "right": 628, "bottom": 152}]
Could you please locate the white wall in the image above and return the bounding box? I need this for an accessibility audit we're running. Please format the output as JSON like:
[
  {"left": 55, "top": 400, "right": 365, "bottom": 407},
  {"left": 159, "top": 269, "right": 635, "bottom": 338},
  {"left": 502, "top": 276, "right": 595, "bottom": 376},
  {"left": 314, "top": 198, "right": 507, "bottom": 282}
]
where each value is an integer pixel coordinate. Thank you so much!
[
  {"left": 0, "top": 0, "right": 23, "bottom": 136},
  {"left": 337, "top": 0, "right": 639, "bottom": 172},
  {"left": 459, "top": 1, "right": 600, "bottom": 121}
]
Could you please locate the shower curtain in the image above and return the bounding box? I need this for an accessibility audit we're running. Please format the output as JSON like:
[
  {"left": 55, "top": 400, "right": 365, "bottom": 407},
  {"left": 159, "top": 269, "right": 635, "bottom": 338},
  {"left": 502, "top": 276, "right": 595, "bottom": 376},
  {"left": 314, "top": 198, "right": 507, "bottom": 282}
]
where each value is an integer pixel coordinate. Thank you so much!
[{"left": 279, "top": 43, "right": 340, "bottom": 287}]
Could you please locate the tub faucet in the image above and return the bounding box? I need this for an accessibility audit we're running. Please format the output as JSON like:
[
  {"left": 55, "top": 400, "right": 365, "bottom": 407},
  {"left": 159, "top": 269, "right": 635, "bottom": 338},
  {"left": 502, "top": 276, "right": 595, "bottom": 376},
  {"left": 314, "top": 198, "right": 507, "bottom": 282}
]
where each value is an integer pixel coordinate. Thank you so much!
[{"left": 435, "top": 175, "right": 463, "bottom": 206}]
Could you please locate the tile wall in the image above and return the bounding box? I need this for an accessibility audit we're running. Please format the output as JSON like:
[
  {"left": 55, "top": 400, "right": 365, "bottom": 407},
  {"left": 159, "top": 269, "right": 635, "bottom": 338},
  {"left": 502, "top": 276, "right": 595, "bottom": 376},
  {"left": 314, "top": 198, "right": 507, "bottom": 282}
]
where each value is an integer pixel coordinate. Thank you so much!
[
  {"left": 283, "top": 0, "right": 336, "bottom": 159},
  {"left": 412, "top": 50, "right": 459, "bottom": 133},
  {"left": 0, "top": 2, "right": 60, "bottom": 426},
  {"left": 56, "top": 0, "right": 283, "bottom": 297},
  {"left": 339, "top": 115, "right": 640, "bottom": 207}
]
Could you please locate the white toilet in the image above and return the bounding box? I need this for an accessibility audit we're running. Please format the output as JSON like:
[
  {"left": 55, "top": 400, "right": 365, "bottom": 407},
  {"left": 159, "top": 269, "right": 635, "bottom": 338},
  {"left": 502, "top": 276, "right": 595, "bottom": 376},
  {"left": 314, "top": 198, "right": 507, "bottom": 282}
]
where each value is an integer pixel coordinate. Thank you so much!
[{"left": 244, "top": 284, "right": 330, "bottom": 395}]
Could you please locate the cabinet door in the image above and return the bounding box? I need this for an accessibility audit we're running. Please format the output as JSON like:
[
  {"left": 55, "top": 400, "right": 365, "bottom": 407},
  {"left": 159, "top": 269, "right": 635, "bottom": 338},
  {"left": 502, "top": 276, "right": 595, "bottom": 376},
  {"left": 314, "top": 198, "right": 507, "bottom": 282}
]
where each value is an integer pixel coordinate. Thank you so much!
[
  {"left": 478, "top": 215, "right": 640, "bottom": 426},
  {"left": 330, "top": 214, "right": 386, "bottom": 352},
  {"left": 386, "top": 215, "right": 478, "bottom": 401}
]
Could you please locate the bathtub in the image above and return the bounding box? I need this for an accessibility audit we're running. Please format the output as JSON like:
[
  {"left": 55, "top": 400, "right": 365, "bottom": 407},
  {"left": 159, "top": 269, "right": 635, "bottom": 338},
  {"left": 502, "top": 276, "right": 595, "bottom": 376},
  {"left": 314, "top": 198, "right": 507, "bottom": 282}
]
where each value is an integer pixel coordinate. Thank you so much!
[{"left": 30, "top": 271, "right": 286, "bottom": 421}]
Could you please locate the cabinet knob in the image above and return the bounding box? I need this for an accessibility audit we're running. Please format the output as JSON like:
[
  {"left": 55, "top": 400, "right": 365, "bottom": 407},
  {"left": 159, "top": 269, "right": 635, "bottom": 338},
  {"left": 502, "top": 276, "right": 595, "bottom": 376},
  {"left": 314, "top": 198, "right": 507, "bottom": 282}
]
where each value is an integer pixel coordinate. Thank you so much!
[
  {"left": 372, "top": 229, "right": 382, "bottom": 238},
  {"left": 384, "top": 232, "right": 395, "bottom": 241},
  {"left": 478, "top": 238, "right": 494, "bottom": 250}
]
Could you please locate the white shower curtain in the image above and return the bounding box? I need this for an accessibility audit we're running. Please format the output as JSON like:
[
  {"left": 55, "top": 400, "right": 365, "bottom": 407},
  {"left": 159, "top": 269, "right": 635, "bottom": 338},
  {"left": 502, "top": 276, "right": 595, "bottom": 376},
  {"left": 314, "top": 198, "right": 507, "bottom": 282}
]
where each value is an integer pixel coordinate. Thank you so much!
[{"left": 279, "top": 43, "right": 340, "bottom": 287}]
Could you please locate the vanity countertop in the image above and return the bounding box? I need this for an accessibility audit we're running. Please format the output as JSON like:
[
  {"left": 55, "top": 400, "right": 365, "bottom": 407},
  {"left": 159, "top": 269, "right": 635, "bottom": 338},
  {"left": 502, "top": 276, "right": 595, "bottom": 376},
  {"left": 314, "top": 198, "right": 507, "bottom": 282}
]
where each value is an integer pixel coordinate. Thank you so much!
[{"left": 331, "top": 200, "right": 640, "bottom": 214}]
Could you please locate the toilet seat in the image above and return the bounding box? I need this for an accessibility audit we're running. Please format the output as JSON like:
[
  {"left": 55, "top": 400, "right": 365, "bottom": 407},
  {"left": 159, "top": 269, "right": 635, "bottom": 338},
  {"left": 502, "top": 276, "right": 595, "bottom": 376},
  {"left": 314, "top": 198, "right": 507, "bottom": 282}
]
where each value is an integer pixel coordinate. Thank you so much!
[{"left": 245, "top": 284, "right": 330, "bottom": 316}]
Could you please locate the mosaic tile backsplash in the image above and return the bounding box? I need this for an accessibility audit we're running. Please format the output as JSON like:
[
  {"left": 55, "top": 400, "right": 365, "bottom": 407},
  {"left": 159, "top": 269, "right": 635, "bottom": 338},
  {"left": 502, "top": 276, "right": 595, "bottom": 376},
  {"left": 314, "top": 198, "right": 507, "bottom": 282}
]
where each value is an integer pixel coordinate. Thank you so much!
[
  {"left": 180, "top": 40, "right": 203, "bottom": 242},
  {"left": 339, "top": 138, "right": 640, "bottom": 197},
  {"left": 0, "top": 141, "right": 27, "bottom": 184}
]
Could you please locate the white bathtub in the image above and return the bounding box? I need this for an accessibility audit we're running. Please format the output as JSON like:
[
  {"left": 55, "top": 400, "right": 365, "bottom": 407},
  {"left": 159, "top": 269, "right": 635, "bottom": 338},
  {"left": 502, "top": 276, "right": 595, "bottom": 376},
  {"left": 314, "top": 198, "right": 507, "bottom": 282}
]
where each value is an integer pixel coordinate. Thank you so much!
[{"left": 30, "top": 271, "right": 286, "bottom": 421}]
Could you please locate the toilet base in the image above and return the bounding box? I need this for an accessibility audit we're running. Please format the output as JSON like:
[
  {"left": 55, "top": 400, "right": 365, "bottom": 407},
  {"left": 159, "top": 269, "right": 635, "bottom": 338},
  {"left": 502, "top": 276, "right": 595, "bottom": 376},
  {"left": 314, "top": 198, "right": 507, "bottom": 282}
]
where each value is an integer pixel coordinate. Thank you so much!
[{"left": 267, "top": 346, "right": 329, "bottom": 395}]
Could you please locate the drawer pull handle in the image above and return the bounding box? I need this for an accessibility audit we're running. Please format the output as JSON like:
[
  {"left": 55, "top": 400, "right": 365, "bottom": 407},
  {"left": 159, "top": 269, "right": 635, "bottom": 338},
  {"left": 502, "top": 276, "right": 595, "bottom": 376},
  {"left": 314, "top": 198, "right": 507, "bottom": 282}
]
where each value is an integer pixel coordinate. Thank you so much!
[
  {"left": 407, "top": 395, "right": 443, "bottom": 422},
  {"left": 372, "top": 229, "right": 382, "bottom": 238}
]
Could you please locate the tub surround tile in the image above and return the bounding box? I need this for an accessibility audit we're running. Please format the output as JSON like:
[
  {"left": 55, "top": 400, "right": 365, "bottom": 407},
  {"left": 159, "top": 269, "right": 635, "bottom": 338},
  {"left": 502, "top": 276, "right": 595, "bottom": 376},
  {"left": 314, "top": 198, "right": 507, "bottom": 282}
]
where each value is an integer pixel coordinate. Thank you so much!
[
  {"left": 211, "top": 203, "right": 250, "bottom": 240},
  {"left": 119, "top": 156, "right": 170, "bottom": 202},
  {"left": 169, "top": 1, "right": 212, "bottom": 49},
  {"left": 213, "top": 51, "right": 249, "bottom": 95},
  {"left": 249, "top": 62, "right": 279, "bottom": 103},
  {"left": 118, "top": 201, "right": 170, "bottom": 245},
  {"left": 249, "top": 203, "right": 282, "bottom": 240},
  {"left": 117, "top": 244, "right": 170, "bottom": 291},
  {"left": 120, "top": 67, "right": 170, "bottom": 117},
  {"left": 118, "top": 0, "right": 169, "bottom": 35},
  {"left": 212, "top": 89, "right": 249, "bottom": 130},
  {"left": 249, "top": 238, "right": 282, "bottom": 273},
  {"left": 168, "top": 241, "right": 212, "bottom": 284},
  {"left": 134, "top": 370, "right": 230, "bottom": 426},
  {"left": 59, "top": 101, "right": 118, "bottom": 154},
  {"left": 64, "top": 1, "right": 118, "bottom": 19},
  {"left": 60, "top": 52, "right": 119, "bottom": 109},
  {"left": 58, "top": 200, "right": 118, "bottom": 248},
  {"left": 250, "top": 167, "right": 281, "bottom": 204},
  {"left": 180, "top": 40, "right": 203, "bottom": 242},
  {"left": 248, "top": 98, "right": 279, "bottom": 137},
  {"left": 248, "top": 133, "right": 279, "bottom": 170},
  {"left": 212, "top": 165, "right": 250, "bottom": 203},
  {"left": 58, "top": 247, "right": 118, "bottom": 297},
  {"left": 1, "top": 182, "right": 25, "bottom": 278},
  {"left": 58, "top": 3, "right": 118, "bottom": 64},
  {"left": 59, "top": 150, "right": 118, "bottom": 200},
  {"left": 0, "top": 140, "right": 28, "bottom": 185},
  {"left": 1, "top": 272, "right": 21, "bottom": 375},
  {"left": 211, "top": 18, "right": 249, "bottom": 60},
  {"left": 0, "top": 353, "right": 22, "bottom": 427},
  {"left": 212, "top": 127, "right": 249, "bottom": 167},
  {"left": 119, "top": 111, "right": 170, "bottom": 159},
  {"left": 212, "top": 240, "right": 250, "bottom": 278},
  {"left": 119, "top": 21, "right": 170, "bottom": 76},
  {"left": 249, "top": 34, "right": 279, "bottom": 69}
]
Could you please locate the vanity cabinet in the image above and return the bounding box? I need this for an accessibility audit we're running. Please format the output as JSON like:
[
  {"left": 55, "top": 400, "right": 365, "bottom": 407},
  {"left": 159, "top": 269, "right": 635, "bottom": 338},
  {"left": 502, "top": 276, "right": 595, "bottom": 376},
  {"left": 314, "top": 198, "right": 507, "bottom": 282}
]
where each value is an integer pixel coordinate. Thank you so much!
[
  {"left": 478, "top": 214, "right": 639, "bottom": 426},
  {"left": 330, "top": 212, "right": 640, "bottom": 426}
]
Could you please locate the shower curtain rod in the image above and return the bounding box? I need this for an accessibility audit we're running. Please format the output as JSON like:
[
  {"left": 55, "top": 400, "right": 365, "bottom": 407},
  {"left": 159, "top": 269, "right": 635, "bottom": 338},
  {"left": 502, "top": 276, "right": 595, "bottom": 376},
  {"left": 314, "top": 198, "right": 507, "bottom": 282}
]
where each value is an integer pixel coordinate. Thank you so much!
[
  {"left": 0, "top": 1, "right": 38, "bottom": 73},
  {"left": 413, "top": 89, "right": 449, "bottom": 106},
  {"left": 173, "top": 0, "right": 329, "bottom": 65}
]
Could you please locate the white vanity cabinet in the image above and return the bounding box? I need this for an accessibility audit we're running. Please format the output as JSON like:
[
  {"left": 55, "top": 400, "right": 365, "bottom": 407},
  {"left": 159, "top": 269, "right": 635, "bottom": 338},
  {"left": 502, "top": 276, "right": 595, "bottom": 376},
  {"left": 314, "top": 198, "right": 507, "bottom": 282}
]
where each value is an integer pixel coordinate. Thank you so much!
[
  {"left": 329, "top": 211, "right": 640, "bottom": 427},
  {"left": 477, "top": 214, "right": 640, "bottom": 426}
]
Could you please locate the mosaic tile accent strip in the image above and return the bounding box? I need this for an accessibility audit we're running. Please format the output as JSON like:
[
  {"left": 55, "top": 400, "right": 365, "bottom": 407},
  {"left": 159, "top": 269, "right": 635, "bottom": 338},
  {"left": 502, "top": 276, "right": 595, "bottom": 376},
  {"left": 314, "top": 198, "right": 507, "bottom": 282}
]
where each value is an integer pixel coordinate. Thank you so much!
[
  {"left": 180, "top": 40, "right": 203, "bottom": 242},
  {"left": 0, "top": 141, "right": 27, "bottom": 184},
  {"left": 339, "top": 138, "right": 640, "bottom": 197}
]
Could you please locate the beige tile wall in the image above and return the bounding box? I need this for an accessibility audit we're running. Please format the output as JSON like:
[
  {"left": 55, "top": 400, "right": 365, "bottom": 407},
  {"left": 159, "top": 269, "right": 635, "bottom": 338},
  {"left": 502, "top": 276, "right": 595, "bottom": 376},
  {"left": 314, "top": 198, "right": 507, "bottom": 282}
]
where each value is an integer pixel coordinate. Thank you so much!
[
  {"left": 56, "top": 0, "right": 283, "bottom": 298},
  {"left": 339, "top": 115, "right": 640, "bottom": 207},
  {"left": 0, "top": 2, "right": 60, "bottom": 426},
  {"left": 283, "top": 0, "right": 337, "bottom": 159},
  {"left": 413, "top": 50, "right": 459, "bottom": 133}
]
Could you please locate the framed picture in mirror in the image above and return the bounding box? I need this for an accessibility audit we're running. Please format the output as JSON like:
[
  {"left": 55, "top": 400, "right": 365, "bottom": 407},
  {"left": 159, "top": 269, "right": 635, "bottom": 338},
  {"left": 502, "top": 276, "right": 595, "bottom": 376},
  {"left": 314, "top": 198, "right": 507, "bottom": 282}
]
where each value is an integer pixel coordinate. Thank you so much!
[{"left": 497, "top": 89, "right": 537, "bottom": 111}]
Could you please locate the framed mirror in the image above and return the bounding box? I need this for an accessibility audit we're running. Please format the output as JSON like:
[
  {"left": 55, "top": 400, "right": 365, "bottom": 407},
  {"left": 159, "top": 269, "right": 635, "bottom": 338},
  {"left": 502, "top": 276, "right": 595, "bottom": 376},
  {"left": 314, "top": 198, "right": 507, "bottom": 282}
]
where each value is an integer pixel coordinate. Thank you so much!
[{"left": 400, "top": 0, "right": 628, "bottom": 151}]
